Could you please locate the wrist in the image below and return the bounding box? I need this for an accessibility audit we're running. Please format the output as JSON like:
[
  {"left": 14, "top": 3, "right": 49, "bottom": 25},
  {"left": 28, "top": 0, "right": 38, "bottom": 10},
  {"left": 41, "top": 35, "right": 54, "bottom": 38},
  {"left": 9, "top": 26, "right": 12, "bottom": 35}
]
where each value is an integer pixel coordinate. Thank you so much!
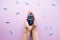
[
  {"left": 32, "top": 26, "right": 37, "bottom": 31},
  {"left": 25, "top": 27, "right": 31, "bottom": 32}
]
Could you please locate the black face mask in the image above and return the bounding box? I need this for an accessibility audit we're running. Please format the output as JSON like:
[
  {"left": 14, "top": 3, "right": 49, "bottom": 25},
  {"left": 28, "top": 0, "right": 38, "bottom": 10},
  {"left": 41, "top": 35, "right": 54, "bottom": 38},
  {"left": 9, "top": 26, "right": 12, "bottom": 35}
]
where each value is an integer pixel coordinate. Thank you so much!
[{"left": 27, "top": 13, "right": 34, "bottom": 26}]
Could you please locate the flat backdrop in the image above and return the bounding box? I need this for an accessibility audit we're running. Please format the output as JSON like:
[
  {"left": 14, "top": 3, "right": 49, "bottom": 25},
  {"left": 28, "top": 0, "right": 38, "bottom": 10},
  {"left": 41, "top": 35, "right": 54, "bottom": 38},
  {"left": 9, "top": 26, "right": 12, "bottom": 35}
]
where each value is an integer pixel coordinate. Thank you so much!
[{"left": 0, "top": 0, "right": 60, "bottom": 40}]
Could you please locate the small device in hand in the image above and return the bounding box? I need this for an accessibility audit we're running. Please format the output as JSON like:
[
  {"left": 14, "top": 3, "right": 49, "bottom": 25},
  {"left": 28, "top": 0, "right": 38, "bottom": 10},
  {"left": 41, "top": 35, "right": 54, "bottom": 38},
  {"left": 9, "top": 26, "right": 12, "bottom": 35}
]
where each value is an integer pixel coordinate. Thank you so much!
[{"left": 27, "top": 13, "right": 34, "bottom": 26}]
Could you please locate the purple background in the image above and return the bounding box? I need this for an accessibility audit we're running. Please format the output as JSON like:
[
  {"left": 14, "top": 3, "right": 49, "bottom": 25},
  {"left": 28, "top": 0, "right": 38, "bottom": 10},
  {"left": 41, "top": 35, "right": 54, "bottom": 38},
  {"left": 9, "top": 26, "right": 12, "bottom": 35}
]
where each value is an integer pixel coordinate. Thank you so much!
[{"left": 0, "top": 0, "right": 60, "bottom": 40}]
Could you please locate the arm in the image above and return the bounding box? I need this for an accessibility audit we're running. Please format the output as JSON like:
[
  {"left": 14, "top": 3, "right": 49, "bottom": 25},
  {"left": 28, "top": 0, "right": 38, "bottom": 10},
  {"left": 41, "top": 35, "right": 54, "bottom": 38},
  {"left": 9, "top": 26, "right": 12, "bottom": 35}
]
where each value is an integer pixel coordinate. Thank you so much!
[
  {"left": 32, "top": 27, "right": 39, "bottom": 40},
  {"left": 32, "top": 19, "right": 39, "bottom": 40},
  {"left": 23, "top": 18, "right": 33, "bottom": 40},
  {"left": 23, "top": 29, "right": 30, "bottom": 40}
]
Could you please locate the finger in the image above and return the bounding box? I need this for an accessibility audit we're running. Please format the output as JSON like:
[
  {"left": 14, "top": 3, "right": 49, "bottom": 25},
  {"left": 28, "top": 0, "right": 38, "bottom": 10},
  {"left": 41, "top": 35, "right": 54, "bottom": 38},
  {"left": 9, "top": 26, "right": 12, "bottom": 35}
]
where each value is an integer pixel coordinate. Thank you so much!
[
  {"left": 28, "top": 10, "right": 33, "bottom": 14},
  {"left": 25, "top": 18, "right": 28, "bottom": 27},
  {"left": 28, "top": 26, "right": 33, "bottom": 31},
  {"left": 33, "top": 17, "right": 37, "bottom": 27}
]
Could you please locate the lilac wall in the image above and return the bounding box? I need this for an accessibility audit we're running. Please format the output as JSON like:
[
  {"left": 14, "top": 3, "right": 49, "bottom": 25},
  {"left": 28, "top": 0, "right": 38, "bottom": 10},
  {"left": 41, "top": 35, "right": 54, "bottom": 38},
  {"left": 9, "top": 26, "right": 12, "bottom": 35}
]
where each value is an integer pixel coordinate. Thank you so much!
[{"left": 0, "top": 0, "right": 60, "bottom": 40}]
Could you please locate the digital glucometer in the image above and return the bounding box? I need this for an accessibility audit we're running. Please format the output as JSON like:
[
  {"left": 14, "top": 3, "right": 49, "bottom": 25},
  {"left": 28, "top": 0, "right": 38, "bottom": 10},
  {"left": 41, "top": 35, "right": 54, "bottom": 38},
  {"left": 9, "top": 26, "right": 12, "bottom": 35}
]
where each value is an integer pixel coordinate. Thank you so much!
[{"left": 27, "top": 13, "right": 34, "bottom": 26}]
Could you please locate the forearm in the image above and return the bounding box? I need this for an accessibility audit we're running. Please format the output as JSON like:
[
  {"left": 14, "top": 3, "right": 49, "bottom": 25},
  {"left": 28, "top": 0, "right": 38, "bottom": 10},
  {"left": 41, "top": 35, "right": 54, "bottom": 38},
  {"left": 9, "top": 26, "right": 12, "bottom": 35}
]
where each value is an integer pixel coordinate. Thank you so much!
[
  {"left": 32, "top": 27, "right": 39, "bottom": 40},
  {"left": 23, "top": 29, "right": 30, "bottom": 40}
]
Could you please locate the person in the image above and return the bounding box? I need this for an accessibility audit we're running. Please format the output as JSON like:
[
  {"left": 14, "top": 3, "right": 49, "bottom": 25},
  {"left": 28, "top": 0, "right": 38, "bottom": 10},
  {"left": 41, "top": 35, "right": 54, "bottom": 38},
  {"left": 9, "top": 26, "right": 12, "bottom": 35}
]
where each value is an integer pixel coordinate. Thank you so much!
[{"left": 23, "top": 10, "right": 39, "bottom": 40}]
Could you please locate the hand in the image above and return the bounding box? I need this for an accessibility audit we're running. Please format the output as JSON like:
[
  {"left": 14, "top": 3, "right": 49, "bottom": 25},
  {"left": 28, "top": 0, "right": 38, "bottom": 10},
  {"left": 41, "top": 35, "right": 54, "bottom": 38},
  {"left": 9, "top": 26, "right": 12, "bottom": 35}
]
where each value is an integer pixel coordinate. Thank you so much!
[
  {"left": 25, "top": 10, "right": 37, "bottom": 31},
  {"left": 33, "top": 16, "right": 37, "bottom": 30},
  {"left": 25, "top": 18, "right": 33, "bottom": 31},
  {"left": 28, "top": 10, "right": 37, "bottom": 28}
]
